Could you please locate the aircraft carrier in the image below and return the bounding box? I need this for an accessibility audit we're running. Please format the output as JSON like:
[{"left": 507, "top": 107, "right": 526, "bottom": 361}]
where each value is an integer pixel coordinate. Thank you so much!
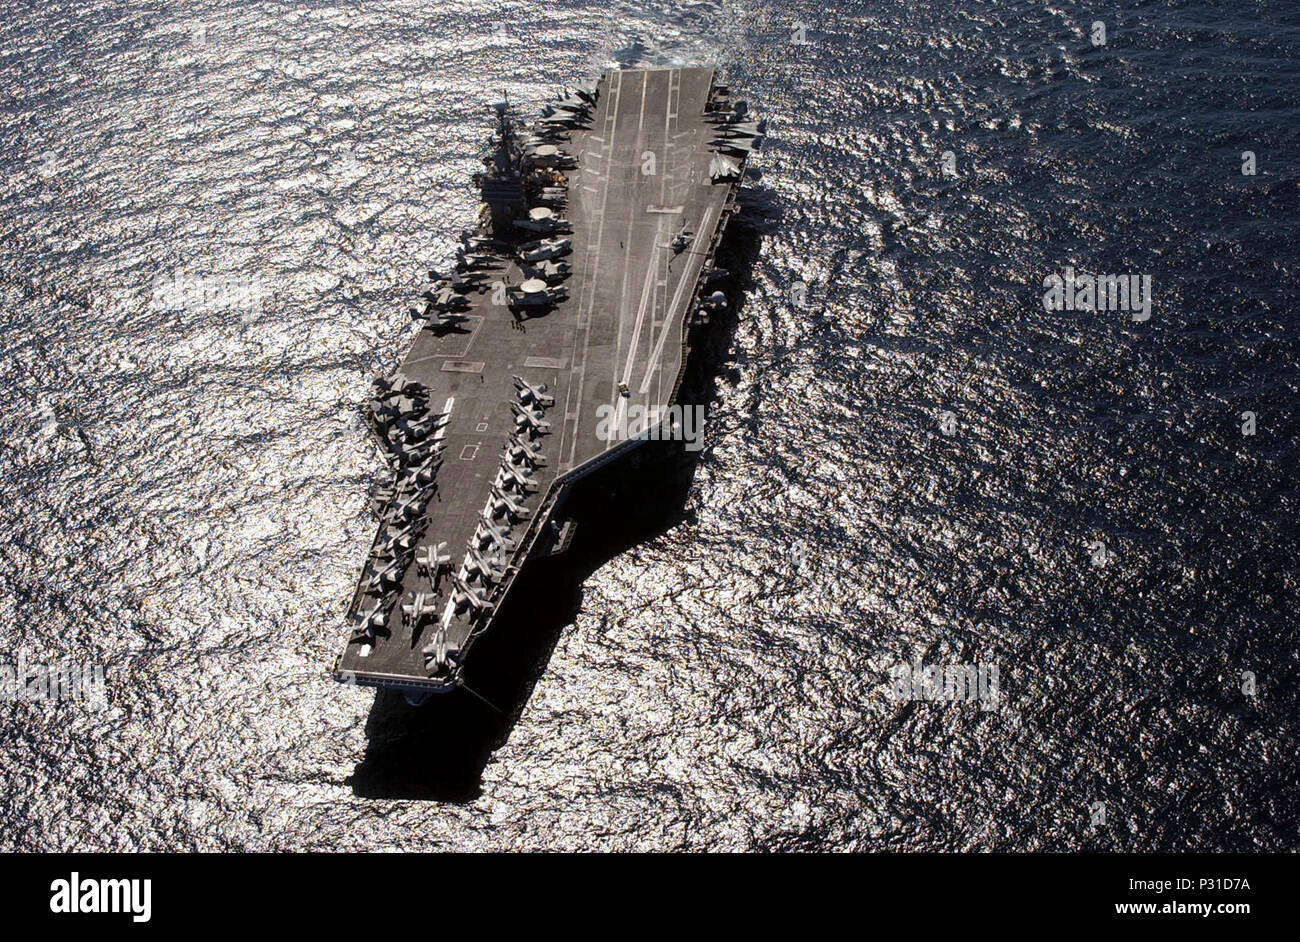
[{"left": 331, "top": 66, "right": 761, "bottom": 700}]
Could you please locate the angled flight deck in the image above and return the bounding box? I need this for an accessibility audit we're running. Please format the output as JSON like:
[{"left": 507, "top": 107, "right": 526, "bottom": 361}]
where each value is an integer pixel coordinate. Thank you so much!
[
  {"left": 333, "top": 66, "right": 758, "bottom": 698},
  {"left": 562, "top": 67, "right": 732, "bottom": 467}
]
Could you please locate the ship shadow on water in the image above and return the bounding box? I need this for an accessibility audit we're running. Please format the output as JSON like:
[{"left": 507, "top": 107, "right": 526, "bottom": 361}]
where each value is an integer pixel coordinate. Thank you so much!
[{"left": 347, "top": 203, "right": 770, "bottom": 802}]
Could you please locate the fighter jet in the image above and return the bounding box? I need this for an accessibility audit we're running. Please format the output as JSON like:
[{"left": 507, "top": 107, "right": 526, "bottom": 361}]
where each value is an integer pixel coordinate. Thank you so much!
[
  {"left": 449, "top": 268, "right": 493, "bottom": 290},
  {"left": 539, "top": 117, "right": 587, "bottom": 133},
  {"left": 456, "top": 249, "right": 498, "bottom": 271},
  {"left": 411, "top": 450, "right": 444, "bottom": 486},
  {"left": 362, "top": 555, "right": 393, "bottom": 587},
  {"left": 471, "top": 546, "right": 509, "bottom": 576},
  {"left": 450, "top": 569, "right": 475, "bottom": 594},
  {"left": 520, "top": 260, "right": 571, "bottom": 282},
  {"left": 369, "top": 390, "right": 400, "bottom": 414},
  {"left": 513, "top": 376, "right": 555, "bottom": 408},
  {"left": 390, "top": 490, "right": 429, "bottom": 523},
  {"left": 377, "top": 391, "right": 425, "bottom": 416},
  {"left": 474, "top": 521, "right": 518, "bottom": 553},
  {"left": 374, "top": 391, "right": 426, "bottom": 415},
  {"left": 412, "top": 298, "right": 466, "bottom": 325},
  {"left": 713, "top": 120, "right": 764, "bottom": 141},
  {"left": 545, "top": 89, "right": 590, "bottom": 106},
  {"left": 708, "top": 153, "right": 742, "bottom": 182},
  {"left": 424, "top": 284, "right": 470, "bottom": 311},
  {"left": 360, "top": 573, "right": 387, "bottom": 601},
  {"left": 421, "top": 624, "right": 452, "bottom": 665},
  {"left": 400, "top": 391, "right": 431, "bottom": 413},
  {"left": 463, "top": 549, "right": 506, "bottom": 585},
  {"left": 513, "top": 413, "right": 552, "bottom": 438},
  {"left": 396, "top": 410, "right": 446, "bottom": 443},
  {"left": 368, "top": 484, "right": 396, "bottom": 516},
  {"left": 518, "top": 238, "right": 572, "bottom": 263},
  {"left": 401, "top": 591, "right": 436, "bottom": 629},
  {"left": 392, "top": 435, "right": 442, "bottom": 467},
  {"left": 354, "top": 604, "right": 389, "bottom": 639},
  {"left": 381, "top": 421, "right": 411, "bottom": 449},
  {"left": 399, "top": 407, "right": 448, "bottom": 438},
  {"left": 367, "top": 393, "right": 402, "bottom": 419},
  {"left": 414, "top": 542, "right": 451, "bottom": 581},
  {"left": 393, "top": 416, "right": 431, "bottom": 444},
  {"left": 407, "top": 477, "right": 439, "bottom": 502},
  {"left": 369, "top": 558, "right": 406, "bottom": 591},
  {"left": 427, "top": 278, "right": 469, "bottom": 299},
  {"left": 496, "top": 461, "right": 538, "bottom": 493},
  {"left": 489, "top": 484, "right": 532, "bottom": 521},
  {"left": 499, "top": 449, "right": 535, "bottom": 472},
  {"left": 536, "top": 285, "right": 570, "bottom": 305},
  {"left": 371, "top": 374, "right": 399, "bottom": 395},
  {"left": 377, "top": 523, "right": 420, "bottom": 556},
  {"left": 524, "top": 127, "right": 569, "bottom": 145},
  {"left": 418, "top": 307, "right": 471, "bottom": 335},
  {"left": 702, "top": 268, "right": 730, "bottom": 289},
  {"left": 711, "top": 138, "right": 756, "bottom": 158},
  {"left": 451, "top": 583, "right": 495, "bottom": 618},
  {"left": 507, "top": 434, "right": 547, "bottom": 467},
  {"left": 543, "top": 98, "right": 591, "bottom": 115},
  {"left": 539, "top": 107, "right": 590, "bottom": 127},
  {"left": 423, "top": 283, "right": 460, "bottom": 305},
  {"left": 395, "top": 372, "right": 424, "bottom": 391},
  {"left": 392, "top": 476, "right": 435, "bottom": 508},
  {"left": 511, "top": 402, "right": 552, "bottom": 436},
  {"left": 460, "top": 230, "right": 500, "bottom": 250}
]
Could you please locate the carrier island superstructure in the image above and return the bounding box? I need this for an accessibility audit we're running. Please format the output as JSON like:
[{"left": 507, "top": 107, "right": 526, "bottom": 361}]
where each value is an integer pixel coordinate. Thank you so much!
[{"left": 331, "top": 67, "right": 761, "bottom": 699}]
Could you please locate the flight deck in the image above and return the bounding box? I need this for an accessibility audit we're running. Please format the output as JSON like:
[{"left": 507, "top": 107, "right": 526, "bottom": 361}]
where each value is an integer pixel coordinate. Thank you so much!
[{"left": 332, "top": 66, "right": 759, "bottom": 696}]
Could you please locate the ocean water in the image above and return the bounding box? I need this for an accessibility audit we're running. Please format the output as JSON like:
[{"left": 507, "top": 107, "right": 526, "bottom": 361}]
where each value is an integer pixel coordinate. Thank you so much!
[{"left": 0, "top": 0, "right": 1296, "bottom": 850}]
